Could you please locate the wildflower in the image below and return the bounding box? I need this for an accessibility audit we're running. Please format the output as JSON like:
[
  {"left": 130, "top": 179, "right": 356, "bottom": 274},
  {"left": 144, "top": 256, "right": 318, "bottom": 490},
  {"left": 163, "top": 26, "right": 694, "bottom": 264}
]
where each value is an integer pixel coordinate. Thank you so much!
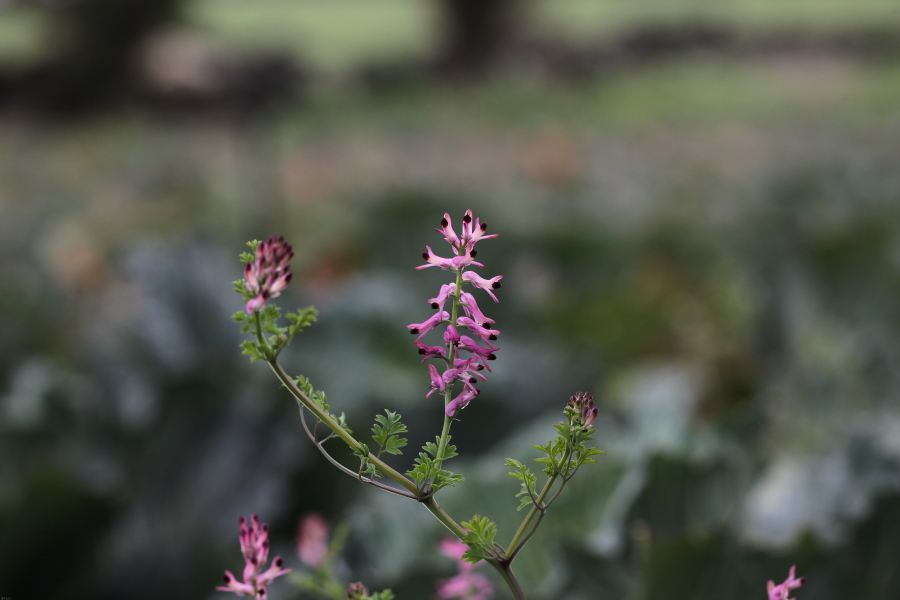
[
  {"left": 427, "top": 364, "right": 447, "bottom": 397},
  {"left": 244, "top": 236, "right": 293, "bottom": 314},
  {"left": 416, "top": 341, "right": 447, "bottom": 361},
  {"left": 458, "top": 292, "right": 494, "bottom": 325},
  {"left": 446, "top": 385, "right": 480, "bottom": 418},
  {"left": 456, "top": 317, "right": 498, "bottom": 347},
  {"left": 429, "top": 283, "right": 457, "bottom": 311},
  {"left": 568, "top": 392, "right": 598, "bottom": 430},
  {"left": 346, "top": 582, "right": 370, "bottom": 600},
  {"left": 417, "top": 246, "right": 483, "bottom": 271},
  {"left": 767, "top": 566, "right": 806, "bottom": 600},
  {"left": 217, "top": 514, "right": 291, "bottom": 598},
  {"left": 436, "top": 537, "right": 494, "bottom": 600},
  {"left": 407, "top": 311, "right": 450, "bottom": 340},
  {"left": 461, "top": 272, "right": 502, "bottom": 303},
  {"left": 409, "top": 211, "right": 501, "bottom": 417},
  {"left": 296, "top": 513, "right": 328, "bottom": 568}
]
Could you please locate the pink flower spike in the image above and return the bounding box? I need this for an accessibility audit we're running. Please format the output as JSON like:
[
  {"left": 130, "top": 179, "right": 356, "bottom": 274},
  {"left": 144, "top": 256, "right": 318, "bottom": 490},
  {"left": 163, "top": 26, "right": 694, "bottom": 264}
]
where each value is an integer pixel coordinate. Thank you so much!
[
  {"left": 296, "top": 513, "right": 328, "bottom": 568},
  {"left": 767, "top": 565, "right": 806, "bottom": 600},
  {"left": 446, "top": 385, "right": 480, "bottom": 417},
  {"left": 429, "top": 283, "right": 457, "bottom": 311},
  {"left": 426, "top": 363, "right": 447, "bottom": 397},
  {"left": 435, "top": 213, "right": 461, "bottom": 248},
  {"left": 244, "top": 236, "right": 294, "bottom": 314},
  {"left": 457, "top": 316, "right": 499, "bottom": 347},
  {"left": 407, "top": 311, "right": 449, "bottom": 340},
  {"left": 218, "top": 515, "right": 291, "bottom": 598},
  {"left": 461, "top": 271, "right": 503, "bottom": 302},
  {"left": 459, "top": 292, "right": 495, "bottom": 325}
]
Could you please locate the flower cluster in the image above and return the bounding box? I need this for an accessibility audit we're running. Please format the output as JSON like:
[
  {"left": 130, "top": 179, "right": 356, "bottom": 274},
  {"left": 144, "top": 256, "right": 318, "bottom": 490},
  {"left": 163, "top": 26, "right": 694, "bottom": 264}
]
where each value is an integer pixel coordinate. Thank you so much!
[
  {"left": 408, "top": 211, "right": 502, "bottom": 417},
  {"left": 767, "top": 565, "right": 805, "bottom": 600},
  {"left": 218, "top": 514, "right": 292, "bottom": 598},
  {"left": 244, "top": 235, "right": 294, "bottom": 314},
  {"left": 568, "top": 392, "right": 598, "bottom": 431},
  {"left": 436, "top": 538, "right": 494, "bottom": 600}
]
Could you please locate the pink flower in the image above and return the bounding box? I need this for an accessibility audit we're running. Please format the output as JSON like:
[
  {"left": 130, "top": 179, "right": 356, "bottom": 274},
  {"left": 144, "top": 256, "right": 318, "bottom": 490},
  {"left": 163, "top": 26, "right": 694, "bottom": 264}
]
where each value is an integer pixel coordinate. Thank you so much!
[
  {"left": 461, "top": 272, "right": 502, "bottom": 303},
  {"left": 767, "top": 566, "right": 806, "bottom": 600},
  {"left": 459, "top": 210, "right": 498, "bottom": 252},
  {"left": 457, "top": 317, "right": 499, "bottom": 347},
  {"left": 427, "top": 363, "right": 447, "bottom": 397},
  {"left": 408, "top": 311, "right": 450, "bottom": 340},
  {"left": 435, "top": 537, "right": 494, "bottom": 600},
  {"left": 217, "top": 514, "right": 291, "bottom": 598},
  {"left": 296, "top": 513, "right": 328, "bottom": 568},
  {"left": 458, "top": 292, "right": 494, "bottom": 325},
  {"left": 416, "top": 341, "right": 447, "bottom": 361},
  {"left": 446, "top": 385, "right": 480, "bottom": 417},
  {"left": 429, "top": 283, "right": 457, "bottom": 311},
  {"left": 244, "top": 236, "right": 294, "bottom": 314},
  {"left": 417, "top": 246, "right": 483, "bottom": 271}
]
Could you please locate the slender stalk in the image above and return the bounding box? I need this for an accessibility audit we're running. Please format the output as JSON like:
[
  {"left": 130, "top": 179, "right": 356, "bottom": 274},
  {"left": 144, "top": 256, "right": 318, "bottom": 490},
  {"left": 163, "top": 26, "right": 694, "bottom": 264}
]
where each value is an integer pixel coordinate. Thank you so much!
[
  {"left": 505, "top": 449, "right": 571, "bottom": 560},
  {"left": 269, "top": 359, "right": 419, "bottom": 496},
  {"left": 435, "top": 269, "right": 465, "bottom": 468},
  {"left": 493, "top": 563, "right": 528, "bottom": 600}
]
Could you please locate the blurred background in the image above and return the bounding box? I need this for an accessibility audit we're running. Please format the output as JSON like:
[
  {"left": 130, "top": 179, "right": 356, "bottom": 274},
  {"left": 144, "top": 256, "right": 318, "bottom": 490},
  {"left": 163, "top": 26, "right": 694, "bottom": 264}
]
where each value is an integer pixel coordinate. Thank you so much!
[{"left": 1, "top": 0, "right": 900, "bottom": 598}]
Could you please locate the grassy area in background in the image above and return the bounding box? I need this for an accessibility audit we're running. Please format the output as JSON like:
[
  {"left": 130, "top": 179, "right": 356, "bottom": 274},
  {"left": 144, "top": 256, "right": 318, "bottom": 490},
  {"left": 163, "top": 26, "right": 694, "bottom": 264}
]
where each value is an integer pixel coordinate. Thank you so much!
[{"left": 2, "top": 0, "right": 900, "bottom": 73}]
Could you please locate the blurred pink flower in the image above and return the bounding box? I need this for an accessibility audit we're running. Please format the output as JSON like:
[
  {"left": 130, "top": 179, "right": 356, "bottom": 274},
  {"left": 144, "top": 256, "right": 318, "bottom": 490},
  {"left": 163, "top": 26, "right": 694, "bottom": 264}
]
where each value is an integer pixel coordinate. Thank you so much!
[
  {"left": 435, "top": 537, "right": 493, "bottom": 600},
  {"left": 767, "top": 565, "right": 806, "bottom": 600},
  {"left": 217, "top": 514, "right": 291, "bottom": 598},
  {"left": 296, "top": 513, "right": 329, "bottom": 568}
]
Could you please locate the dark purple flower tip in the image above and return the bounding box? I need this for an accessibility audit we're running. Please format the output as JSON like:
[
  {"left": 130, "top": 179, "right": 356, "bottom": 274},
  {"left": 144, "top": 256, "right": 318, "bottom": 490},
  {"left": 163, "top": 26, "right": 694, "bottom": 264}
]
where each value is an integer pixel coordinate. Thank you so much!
[
  {"left": 487, "top": 354, "right": 496, "bottom": 360},
  {"left": 492, "top": 282, "right": 501, "bottom": 289},
  {"left": 480, "top": 222, "right": 488, "bottom": 231},
  {"left": 223, "top": 574, "right": 230, "bottom": 583},
  {"left": 409, "top": 329, "right": 419, "bottom": 334},
  {"left": 274, "top": 557, "right": 282, "bottom": 567},
  {"left": 422, "top": 251, "right": 429, "bottom": 260},
  {"left": 441, "top": 217, "right": 449, "bottom": 227},
  {"left": 431, "top": 302, "right": 439, "bottom": 309},
  {"left": 470, "top": 249, "right": 478, "bottom": 258},
  {"left": 489, "top": 334, "right": 497, "bottom": 340},
  {"left": 463, "top": 213, "right": 472, "bottom": 224}
]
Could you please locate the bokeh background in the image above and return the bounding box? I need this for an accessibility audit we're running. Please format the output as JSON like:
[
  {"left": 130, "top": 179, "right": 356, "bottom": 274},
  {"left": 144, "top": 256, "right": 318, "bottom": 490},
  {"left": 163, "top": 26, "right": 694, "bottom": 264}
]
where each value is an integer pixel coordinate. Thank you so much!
[{"left": 2, "top": 0, "right": 900, "bottom": 598}]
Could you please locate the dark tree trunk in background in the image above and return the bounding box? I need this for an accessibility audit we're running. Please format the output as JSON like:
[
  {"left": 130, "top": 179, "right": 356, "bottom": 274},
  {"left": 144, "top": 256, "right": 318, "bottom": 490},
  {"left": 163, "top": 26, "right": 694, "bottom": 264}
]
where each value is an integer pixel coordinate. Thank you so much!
[
  {"left": 18, "top": 0, "right": 185, "bottom": 114},
  {"left": 434, "top": 0, "right": 520, "bottom": 77}
]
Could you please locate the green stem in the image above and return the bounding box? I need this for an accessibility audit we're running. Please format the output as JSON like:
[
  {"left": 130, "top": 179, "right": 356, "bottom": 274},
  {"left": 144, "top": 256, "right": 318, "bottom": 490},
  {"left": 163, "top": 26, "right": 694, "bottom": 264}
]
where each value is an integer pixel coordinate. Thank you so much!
[
  {"left": 493, "top": 563, "right": 528, "bottom": 600},
  {"left": 435, "top": 269, "right": 465, "bottom": 469},
  {"left": 269, "top": 359, "right": 419, "bottom": 496},
  {"left": 505, "top": 449, "right": 572, "bottom": 560},
  {"left": 253, "top": 310, "right": 269, "bottom": 353}
]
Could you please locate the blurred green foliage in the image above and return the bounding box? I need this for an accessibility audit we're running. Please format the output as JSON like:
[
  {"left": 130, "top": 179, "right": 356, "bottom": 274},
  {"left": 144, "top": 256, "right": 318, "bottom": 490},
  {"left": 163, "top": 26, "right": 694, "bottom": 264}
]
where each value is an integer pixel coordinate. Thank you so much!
[{"left": 1, "top": 1, "right": 900, "bottom": 599}]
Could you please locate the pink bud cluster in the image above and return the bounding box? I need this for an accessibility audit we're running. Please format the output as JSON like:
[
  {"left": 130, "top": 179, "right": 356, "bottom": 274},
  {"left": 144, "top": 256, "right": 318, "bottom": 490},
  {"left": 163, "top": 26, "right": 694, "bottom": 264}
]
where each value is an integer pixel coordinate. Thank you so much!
[
  {"left": 767, "top": 565, "right": 805, "bottom": 600},
  {"left": 407, "top": 210, "right": 502, "bottom": 417},
  {"left": 436, "top": 538, "right": 494, "bottom": 600},
  {"left": 568, "top": 392, "right": 598, "bottom": 430},
  {"left": 244, "top": 236, "right": 294, "bottom": 314},
  {"left": 217, "top": 514, "right": 292, "bottom": 598}
]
